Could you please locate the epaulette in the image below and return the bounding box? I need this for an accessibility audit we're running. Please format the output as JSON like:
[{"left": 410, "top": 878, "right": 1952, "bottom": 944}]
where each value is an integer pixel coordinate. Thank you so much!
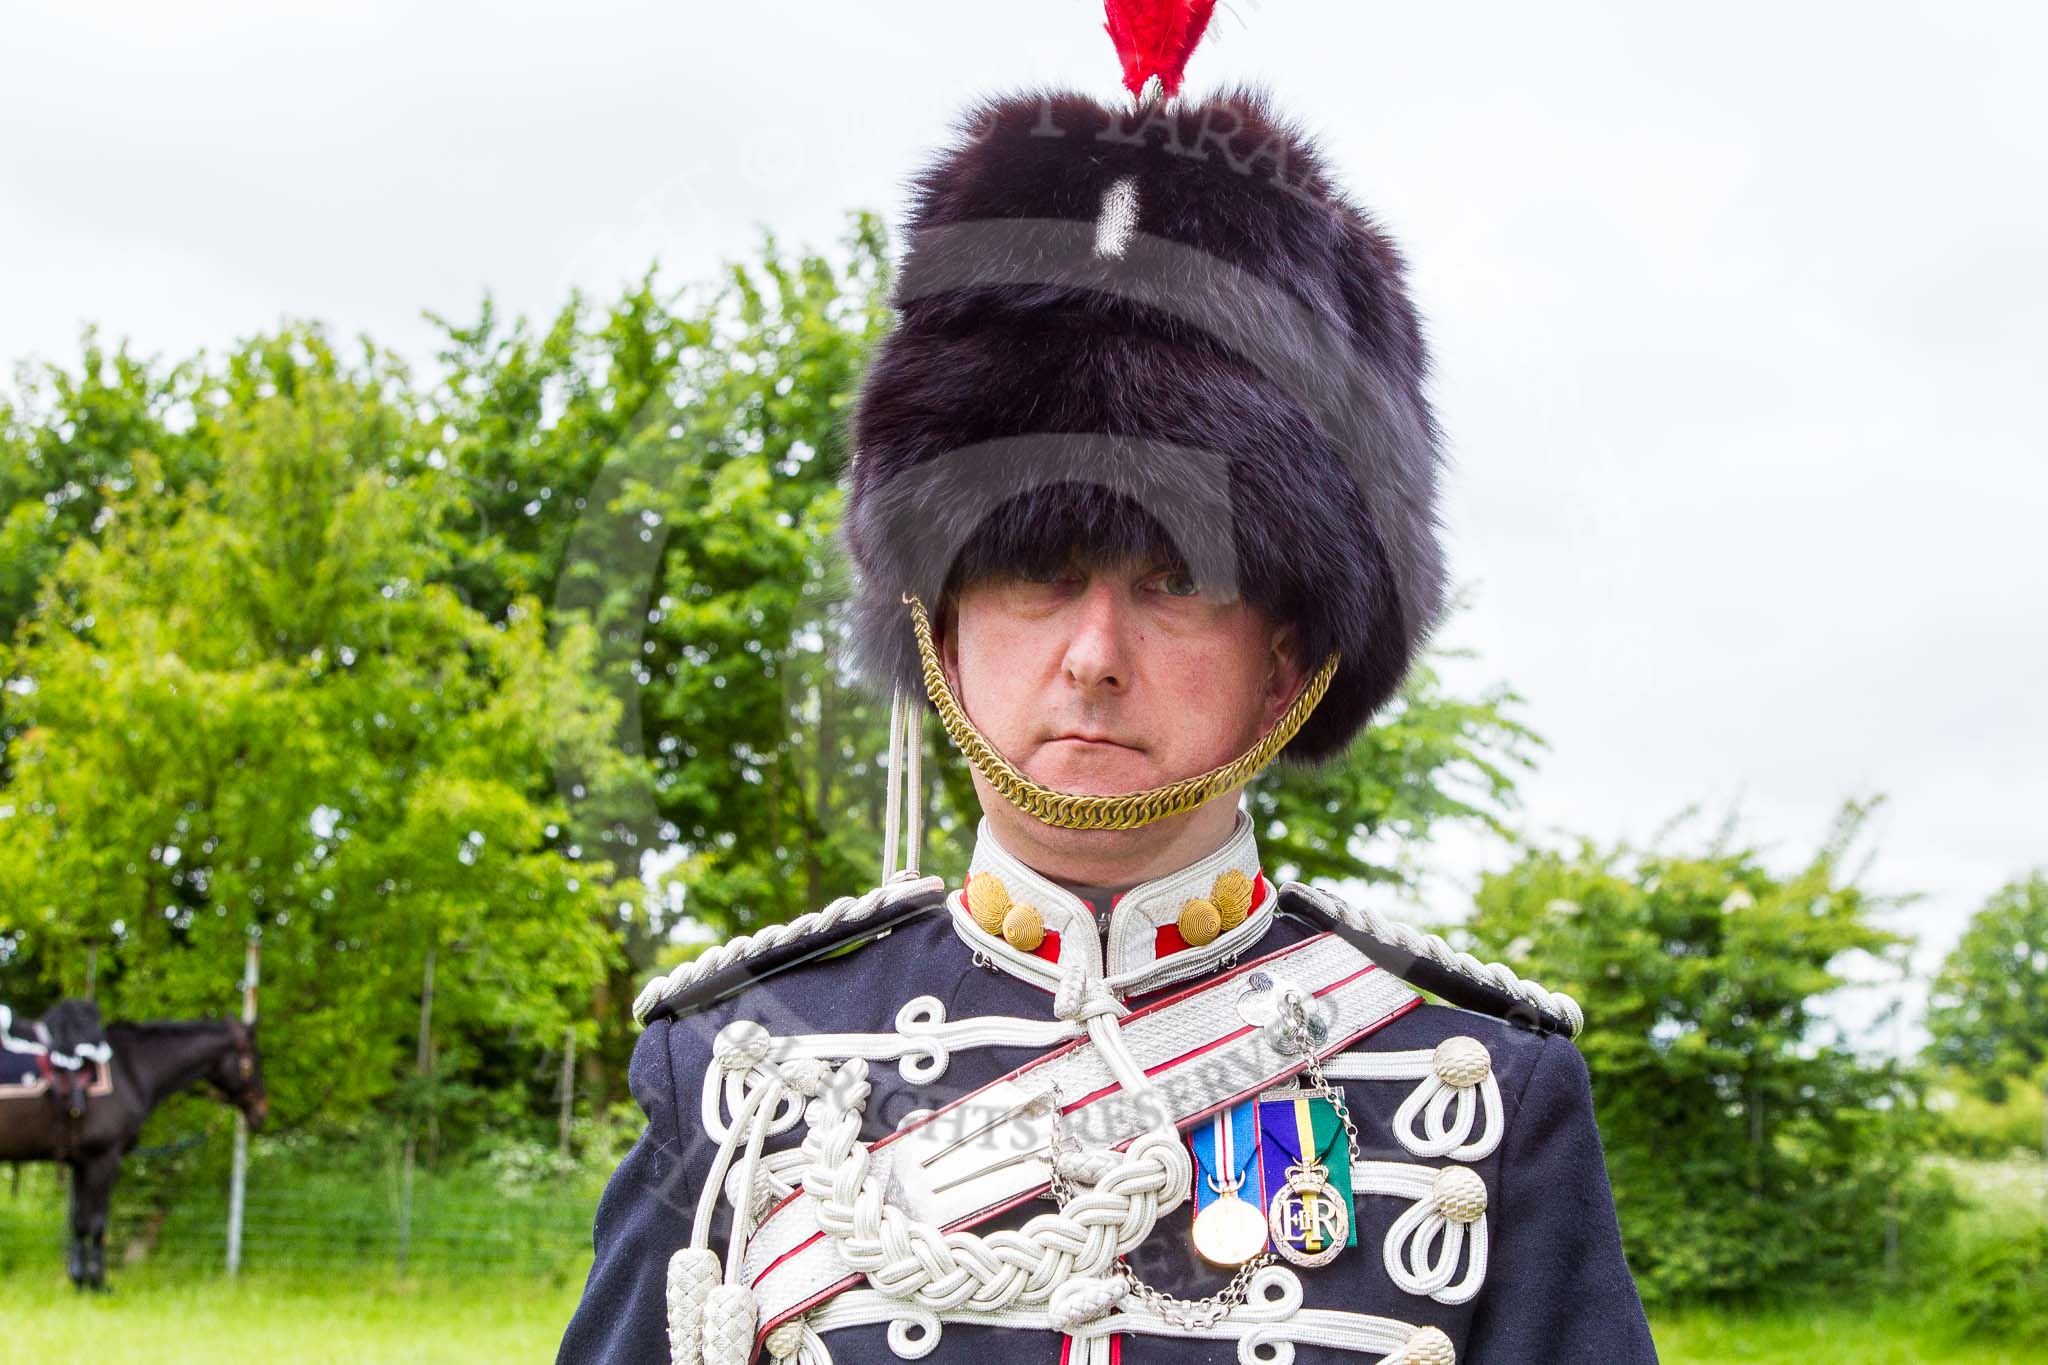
[
  {"left": 632, "top": 878, "right": 951, "bottom": 1027},
  {"left": 1276, "top": 882, "right": 1585, "bottom": 1039}
]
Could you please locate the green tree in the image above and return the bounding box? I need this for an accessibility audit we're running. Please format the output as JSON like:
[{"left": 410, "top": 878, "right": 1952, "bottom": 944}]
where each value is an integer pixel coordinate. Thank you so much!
[
  {"left": 0, "top": 329, "right": 636, "bottom": 1134},
  {"left": 1927, "top": 872, "right": 2048, "bottom": 1100},
  {"left": 430, "top": 218, "right": 938, "bottom": 960},
  {"left": 0, "top": 337, "right": 216, "bottom": 640},
  {"left": 1464, "top": 798, "right": 1943, "bottom": 1302},
  {"left": 1253, "top": 636, "right": 1539, "bottom": 886},
  {"left": 0, "top": 337, "right": 218, "bottom": 794},
  {"left": 421, "top": 224, "right": 909, "bottom": 1102}
]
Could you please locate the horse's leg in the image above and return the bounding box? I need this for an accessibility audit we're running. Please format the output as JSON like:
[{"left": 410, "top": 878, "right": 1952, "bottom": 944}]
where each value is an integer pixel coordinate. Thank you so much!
[
  {"left": 64, "top": 1160, "right": 88, "bottom": 1289},
  {"left": 71, "top": 1149, "right": 120, "bottom": 1292}
]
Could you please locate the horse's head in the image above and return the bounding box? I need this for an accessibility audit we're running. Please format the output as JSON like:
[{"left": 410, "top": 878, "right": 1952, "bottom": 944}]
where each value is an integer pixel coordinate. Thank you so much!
[{"left": 212, "top": 1019, "right": 268, "bottom": 1131}]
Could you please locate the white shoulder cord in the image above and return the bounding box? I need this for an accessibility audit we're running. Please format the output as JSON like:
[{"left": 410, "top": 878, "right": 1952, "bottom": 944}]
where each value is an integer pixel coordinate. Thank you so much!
[
  {"left": 656, "top": 688, "right": 929, "bottom": 1363},
  {"left": 633, "top": 875, "right": 946, "bottom": 1026},
  {"left": 723, "top": 1078, "right": 787, "bottom": 1279},
  {"left": 691, "top": 1077, "right": 776, "bottom": 1249},
  {"left": 1285, "top": 882, "right": 1585, "bottom": 1039},
  {"left": 670, "top": 1061, "right": 777, "bottom": 1365}
]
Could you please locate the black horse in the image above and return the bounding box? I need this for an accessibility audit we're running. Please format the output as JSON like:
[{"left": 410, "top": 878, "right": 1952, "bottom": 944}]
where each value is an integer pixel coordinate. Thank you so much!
[{"left": 1, "top": 1010, "right": 267, "bottom": 1288}]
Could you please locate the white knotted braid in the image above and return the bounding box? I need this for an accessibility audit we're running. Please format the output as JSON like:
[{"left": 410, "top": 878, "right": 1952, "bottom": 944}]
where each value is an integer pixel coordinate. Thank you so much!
[
  {"left": 800, "top": 1057, "right": 1190, "bottom": 1314},
  {"left": 634, "top": 877, "right": 947, "bottom": 1025},
  {"left": 1286, "top": 882, "right": 1585, "bottom": 1038},
  {"left": 701, "top": 1284, "right": 758, "bottom": 1365},
  {"left": 761, "top": 1317, "right": 808, "bottom": 1363},
  {"left": 1385, "top": 1326, "right": 1458, "bottom": 1365},
  {"left": 665, "top": 1247, "right": 720, "bottom": 1365}
]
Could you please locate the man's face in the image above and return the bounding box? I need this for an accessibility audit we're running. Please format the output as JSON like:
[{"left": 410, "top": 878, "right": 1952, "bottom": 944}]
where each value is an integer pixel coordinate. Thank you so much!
[{"left": 940, "top": 556, "right": 1303, "bottom": 874}]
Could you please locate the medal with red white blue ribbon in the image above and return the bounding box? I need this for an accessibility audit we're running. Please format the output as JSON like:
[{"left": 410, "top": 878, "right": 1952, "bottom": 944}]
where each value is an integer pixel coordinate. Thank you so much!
[{"left": 1190, "top": 1101, "right": 1269, "bottom": 1266}]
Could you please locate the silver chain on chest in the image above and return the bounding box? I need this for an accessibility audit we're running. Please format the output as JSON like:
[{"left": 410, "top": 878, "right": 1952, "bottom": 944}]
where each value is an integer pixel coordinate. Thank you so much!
[
  {"left": 1281, "top": 993, "right": 1363, "bottom": 1167},
  {"left": 1040, "top": 990, "right": 1360, "bottom": 1331}
]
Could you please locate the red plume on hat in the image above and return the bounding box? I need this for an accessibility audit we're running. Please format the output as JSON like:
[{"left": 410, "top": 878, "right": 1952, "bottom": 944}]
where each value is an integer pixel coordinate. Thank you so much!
[{"left": 1103, "top": 0, "right": 1220, "bottom": 99}]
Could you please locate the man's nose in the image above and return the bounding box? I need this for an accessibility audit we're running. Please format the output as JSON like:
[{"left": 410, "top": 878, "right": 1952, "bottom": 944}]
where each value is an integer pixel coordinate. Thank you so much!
[{"left": 1061, "top": 580, "right": 1132, "bottom": 691}]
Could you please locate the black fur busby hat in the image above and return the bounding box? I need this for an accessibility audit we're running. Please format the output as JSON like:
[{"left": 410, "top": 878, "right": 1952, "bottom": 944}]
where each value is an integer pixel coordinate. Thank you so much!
[{"left": 842, "top": 87, "right": 1445, "bottom": 762}]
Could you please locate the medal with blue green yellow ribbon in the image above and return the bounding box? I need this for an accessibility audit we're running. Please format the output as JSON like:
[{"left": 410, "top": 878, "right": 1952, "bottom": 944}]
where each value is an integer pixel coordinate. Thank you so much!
[{"left": 1257, "top": 1093, "right": 1357, "bottom": 1269}]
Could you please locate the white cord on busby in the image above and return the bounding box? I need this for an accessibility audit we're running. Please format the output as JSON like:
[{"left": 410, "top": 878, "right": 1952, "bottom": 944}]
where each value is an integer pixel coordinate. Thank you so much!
[{"left": 880, "top": 684, "right": 923, "bottom": 883}]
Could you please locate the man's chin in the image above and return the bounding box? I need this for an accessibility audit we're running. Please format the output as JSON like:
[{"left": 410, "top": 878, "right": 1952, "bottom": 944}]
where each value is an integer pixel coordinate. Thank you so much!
[{"left": 1025, "top": 754, "right": 1162, "bottom": 798}]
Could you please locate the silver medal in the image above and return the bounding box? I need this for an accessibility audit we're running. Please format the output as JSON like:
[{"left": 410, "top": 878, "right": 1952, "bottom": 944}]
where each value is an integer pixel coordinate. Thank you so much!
[
  {"left": 1268, "top": 1165, "right": 1349, "bottom": 1269},
  {"left": 1194, "top": 1189, "right": 1271, "bottom": 1267},
  {"left": 1192, "top": 1107, "right": 1268, "bottom": 1267}
]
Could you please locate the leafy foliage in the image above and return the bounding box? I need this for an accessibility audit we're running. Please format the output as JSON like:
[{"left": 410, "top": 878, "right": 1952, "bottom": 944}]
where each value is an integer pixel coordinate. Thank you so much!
[
  {"left": 0, "top": 336, "right": 217, "bottom": 642},
  {"left": 1946, "top": 1223, "right": 2048, "bottom": 1349},
  {"left": 1254, "top": 638, "right": 1540, "bottom": 885},
  {"left": 1930, "top": 1069, "right": 2048, "bottom": 1157},
  {"left": 1927, "top": 872, "right": 2048, "bottom": 1101},
  {"left": 1464, "top": 798, "right": 1946, "bottom": 1303},
  {"left": 427, "top": 223, "right": 908, "bottom": 957},
  {"left": 0, "top": 330, "right": 633, "bottom": 1126}
]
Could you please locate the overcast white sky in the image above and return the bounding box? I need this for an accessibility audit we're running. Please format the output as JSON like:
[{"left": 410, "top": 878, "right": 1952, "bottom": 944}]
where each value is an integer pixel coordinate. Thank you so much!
[{"left": 4, "top": 2, "right": 2043, "bottom": 1041}]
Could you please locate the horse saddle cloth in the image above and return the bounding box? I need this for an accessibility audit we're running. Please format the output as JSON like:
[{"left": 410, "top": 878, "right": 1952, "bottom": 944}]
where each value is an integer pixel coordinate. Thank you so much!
[{"left": 1, "top": 1003, "right": 114, "bottom": 1099}]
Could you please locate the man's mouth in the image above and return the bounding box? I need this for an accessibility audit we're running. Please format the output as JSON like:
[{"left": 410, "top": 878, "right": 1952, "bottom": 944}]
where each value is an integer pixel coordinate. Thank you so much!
[{"left": 1047, "top": 733, "right": 1143, "bottom": 752}]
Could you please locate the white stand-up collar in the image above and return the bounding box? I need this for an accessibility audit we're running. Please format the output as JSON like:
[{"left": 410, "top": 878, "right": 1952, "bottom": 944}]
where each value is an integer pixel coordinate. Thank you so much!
[{"left": 951, "top": 811, "right": 1275, "bottom": 1000}]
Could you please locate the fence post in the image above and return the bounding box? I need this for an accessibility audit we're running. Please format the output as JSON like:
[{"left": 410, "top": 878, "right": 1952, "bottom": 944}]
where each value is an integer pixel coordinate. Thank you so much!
[
  {"left": 398, "top": 947, "right": 435, "bottom": 1275},
  {"left": 1884, "top": 957, "right": 1904, "bottom": 1283},
  {"left": 558, "top": 1025, "right": 577, "bottom": 1157},
  {"left": 225, "top": 934, "right": 260, "bottom": 1276}
]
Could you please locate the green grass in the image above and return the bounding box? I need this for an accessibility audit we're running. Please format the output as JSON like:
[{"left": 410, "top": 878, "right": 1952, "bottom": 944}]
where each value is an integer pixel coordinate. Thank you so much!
[
  {"left": 1652, "top": 1302, "right": 2042, "bottom": 1364},
  {"left": 0, "top": 1270, "right": 589, "bottom": 1364},
  {"left": 1, "top": 1265, "right": 2042, "bottom": 1363},
  {"left": 3, "top": 1155, "right": 2042, "bottom": 1362}
]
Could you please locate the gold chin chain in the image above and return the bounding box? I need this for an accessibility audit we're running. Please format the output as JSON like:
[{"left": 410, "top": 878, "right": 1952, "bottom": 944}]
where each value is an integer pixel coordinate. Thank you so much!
[{"left": 902, "top": 594, "right": 1339, "bottom": 831}]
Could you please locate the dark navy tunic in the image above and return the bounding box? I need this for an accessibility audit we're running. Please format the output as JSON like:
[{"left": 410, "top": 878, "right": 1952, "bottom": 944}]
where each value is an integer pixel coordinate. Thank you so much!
[{"left": 559, "top": 907, "right": 1658, "bottom": 1363}]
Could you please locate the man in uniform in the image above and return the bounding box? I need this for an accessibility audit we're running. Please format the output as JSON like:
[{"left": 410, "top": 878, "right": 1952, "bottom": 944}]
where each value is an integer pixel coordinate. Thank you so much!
[{"left": 561, "top": 19, "right": 1658, "bottom": 1363}]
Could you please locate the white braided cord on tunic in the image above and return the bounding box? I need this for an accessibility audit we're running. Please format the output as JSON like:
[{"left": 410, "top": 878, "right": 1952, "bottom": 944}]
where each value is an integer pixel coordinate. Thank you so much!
[
  {"left": 1321, "top": 1039, "right": 1505, "bottom": 1162},
  {"left": 1353, "top": 1161, "right": 1491, "bottom": 1306},
  {"left": 779, "top": 1264, "right": 1459, "bottom": 1364},
  {"left": 646, "top": 876, "right": 1555, "bottom": 1359},
  {"left": 798, "top": 1056, "right": 1191, "bottom": 1315},
  {"left": 634, "top": 877, "right": 947, "bottom": 1025},
  {"left": 716, "top": 996, "right": 1080, "bottom": 1087},
  {"left": 701, "top": 1284, "right": 759, "bottom": 1365},
  {"left": 666, "top": 1247, "right": 720, "bottom": 1365},
  {"left": 1285, "top": 882, "right": 1585, "bottom": 1038}
]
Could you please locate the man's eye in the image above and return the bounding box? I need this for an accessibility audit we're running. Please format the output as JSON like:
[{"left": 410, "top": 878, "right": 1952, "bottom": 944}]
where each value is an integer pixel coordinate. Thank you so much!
[
  {"left": 1155, "top": 571, "right": 1201, "bottom": 598},
  {"left": 1018, "top": 566, "right": 1077, "bottom": 586}
]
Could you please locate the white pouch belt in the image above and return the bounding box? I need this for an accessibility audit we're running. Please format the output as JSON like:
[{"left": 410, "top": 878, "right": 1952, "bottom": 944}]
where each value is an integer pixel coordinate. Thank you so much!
[{"left": 743, "top": 932, "right": 1421, "bottom": 1352}]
